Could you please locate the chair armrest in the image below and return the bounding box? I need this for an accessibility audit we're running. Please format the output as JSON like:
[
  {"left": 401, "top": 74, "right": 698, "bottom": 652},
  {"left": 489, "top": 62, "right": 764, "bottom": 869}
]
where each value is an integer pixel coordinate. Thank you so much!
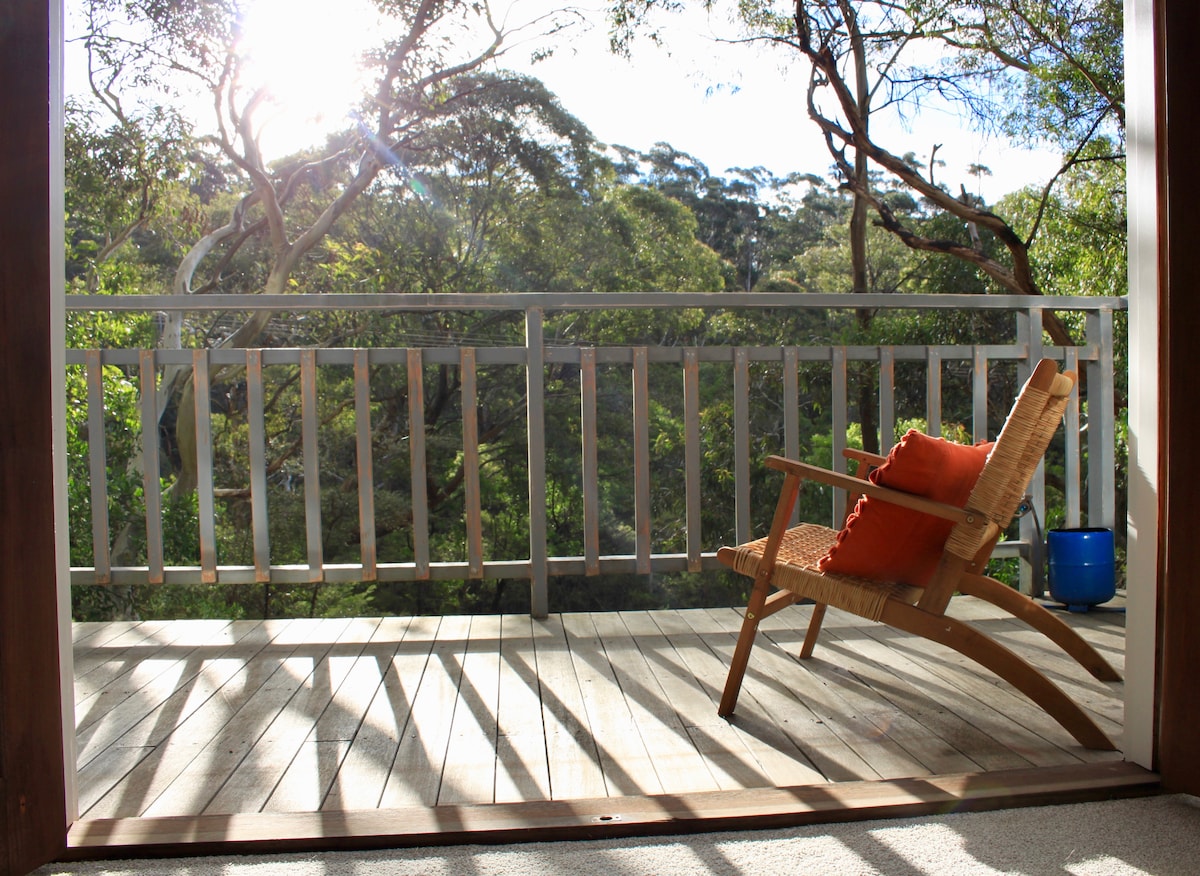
[
  {"left": 765, "top": 455, "right": 981, "bottom": 526},
  {"left": 843, "top": 447, "right": 887, "bottom": 469}
]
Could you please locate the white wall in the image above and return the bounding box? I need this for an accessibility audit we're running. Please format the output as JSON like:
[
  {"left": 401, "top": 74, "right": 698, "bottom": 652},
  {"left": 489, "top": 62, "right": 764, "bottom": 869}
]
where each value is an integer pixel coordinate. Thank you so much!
[{"left": 1122, "top": 0, "right": 1158, "bottom": 769}]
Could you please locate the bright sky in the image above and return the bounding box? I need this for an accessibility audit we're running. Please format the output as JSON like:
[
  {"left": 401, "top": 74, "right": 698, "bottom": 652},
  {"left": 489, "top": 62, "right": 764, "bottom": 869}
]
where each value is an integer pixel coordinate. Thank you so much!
[
  {"left": 498, "top": 2, "right": 1063, "bottom": 201},
  {"left": 66, "top": 0, "right": 1063, "bottom": 203}
]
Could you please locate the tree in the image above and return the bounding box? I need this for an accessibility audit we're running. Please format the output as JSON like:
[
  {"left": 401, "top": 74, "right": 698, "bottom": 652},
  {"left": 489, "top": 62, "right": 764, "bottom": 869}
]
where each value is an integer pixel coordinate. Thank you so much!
[
  {"left": 610, "top": 0, "right": 1124, "bottom": 343},
  {"left": 64, "top": 100, "right": 196, "bottom": 290},
  {"left": 918, "top": 0, "right": 1124, "bottom": 147},
  {"left": 70, "top": 0, "right": 576, "bottom": 591},
  {"left": 65, "top": 8, "right": 733, "bottom": 618},
  {"left": 616, "top": 143, "right": 828, "bottom": 292},
  {"left": 75, "top": 0, "right": 584, "bottom": 398},
  {"left": 66, "top": 1, "right": 1128, "bottom": 620},
  {"left": 1000, "top": 138, "right": 1126, "bottom": 300}
]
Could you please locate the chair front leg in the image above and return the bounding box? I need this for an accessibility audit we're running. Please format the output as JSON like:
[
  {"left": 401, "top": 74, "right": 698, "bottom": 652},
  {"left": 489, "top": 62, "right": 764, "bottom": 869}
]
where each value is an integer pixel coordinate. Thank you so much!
[
  {"left": 719, "top": 470, "right": 802, "bottom": 718},
  {"left": 719, "top": 574, "right": 772, "bottom": 717}
]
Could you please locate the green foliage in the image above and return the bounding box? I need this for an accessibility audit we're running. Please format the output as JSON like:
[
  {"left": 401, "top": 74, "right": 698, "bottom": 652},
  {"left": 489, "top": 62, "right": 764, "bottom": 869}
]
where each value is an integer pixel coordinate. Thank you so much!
[
  {"left": 64, "top": 0, "right": 1129, "bottom": 621},
  {"left": 1000, "top": 140, "right": 1128, "bottom": 299},
  {"left": 915, "top": 0, "right": 1125, "bottom": 149}
]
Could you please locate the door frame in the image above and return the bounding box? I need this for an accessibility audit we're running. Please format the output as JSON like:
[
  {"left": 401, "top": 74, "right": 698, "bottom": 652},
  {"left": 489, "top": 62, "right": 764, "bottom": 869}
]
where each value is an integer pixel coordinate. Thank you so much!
[
  {"left": 3, "top": 0, "right": 1199, "bottom": 872},
  {"left": 1, "top": 0, "right": 71, "bottom": 872}
]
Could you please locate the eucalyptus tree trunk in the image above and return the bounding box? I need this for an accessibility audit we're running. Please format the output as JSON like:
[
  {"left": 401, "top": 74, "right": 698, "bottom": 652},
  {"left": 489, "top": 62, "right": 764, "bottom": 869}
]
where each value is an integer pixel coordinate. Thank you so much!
[
  {"left": 845, "top": 0, "right": 870, "bottom": 297},
  {"left": 844, "top": 0, "right": 879, "bottom": 452}
]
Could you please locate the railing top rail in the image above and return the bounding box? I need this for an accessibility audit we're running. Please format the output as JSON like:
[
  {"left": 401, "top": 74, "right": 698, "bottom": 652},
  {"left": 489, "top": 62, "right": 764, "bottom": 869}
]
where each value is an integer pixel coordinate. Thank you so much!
[{"left": 65, "top": 292, "right": 1129, "bottom": 314}]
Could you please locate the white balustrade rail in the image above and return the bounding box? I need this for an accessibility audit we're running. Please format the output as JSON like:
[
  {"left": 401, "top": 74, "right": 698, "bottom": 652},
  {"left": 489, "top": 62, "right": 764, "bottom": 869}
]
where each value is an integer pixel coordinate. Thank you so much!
[{"left": 65, "top": 293, "right": 1124, "bottom": 616}]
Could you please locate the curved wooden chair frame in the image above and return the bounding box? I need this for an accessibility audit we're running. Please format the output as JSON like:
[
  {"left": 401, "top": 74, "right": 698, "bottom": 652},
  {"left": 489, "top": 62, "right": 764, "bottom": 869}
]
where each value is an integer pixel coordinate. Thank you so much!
[{"left": 716, "top": 359, "right": 1121, "bottom": 751}]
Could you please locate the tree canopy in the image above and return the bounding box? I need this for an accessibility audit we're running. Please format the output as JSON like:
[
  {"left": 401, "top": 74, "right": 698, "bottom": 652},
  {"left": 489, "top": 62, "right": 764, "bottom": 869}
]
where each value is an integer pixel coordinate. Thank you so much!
[
  {"left": 64, "top": 0, "right": 1128, "bottom": 621},
  {"left": 611, "top": 0, "right": 1123, "bottom": 312}
]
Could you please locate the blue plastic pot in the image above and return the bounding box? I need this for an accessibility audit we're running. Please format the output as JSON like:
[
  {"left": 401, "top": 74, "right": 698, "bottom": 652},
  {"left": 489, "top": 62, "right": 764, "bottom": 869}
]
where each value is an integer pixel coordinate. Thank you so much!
[{"left": 1047, "top": 527, "right": 1116, "bottom": 612}]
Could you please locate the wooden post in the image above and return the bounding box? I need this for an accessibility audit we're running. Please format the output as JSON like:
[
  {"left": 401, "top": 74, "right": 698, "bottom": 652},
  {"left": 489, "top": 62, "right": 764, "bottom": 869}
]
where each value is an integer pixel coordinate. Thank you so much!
[
  {"left": 0, "top": 0, "right": 70, "bottom": 871},
  {"left": 1155, "top": 0, "right": 1200, "bottom": 795}
]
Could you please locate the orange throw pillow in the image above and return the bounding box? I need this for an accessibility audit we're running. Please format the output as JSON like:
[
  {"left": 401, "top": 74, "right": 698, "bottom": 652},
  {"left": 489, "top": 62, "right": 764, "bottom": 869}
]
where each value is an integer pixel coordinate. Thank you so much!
[{"left": 817, "top": 430, "right": 993, "bottom": 586}]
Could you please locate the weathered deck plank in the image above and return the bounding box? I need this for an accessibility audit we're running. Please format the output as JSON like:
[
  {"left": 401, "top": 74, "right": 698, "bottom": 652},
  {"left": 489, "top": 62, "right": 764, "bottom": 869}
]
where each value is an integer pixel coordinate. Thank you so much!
[
  {"left": 72, "top": 597, "right": 1126, "bottom": 822},
  {"left": 82, "top": 618, "right": 310, "bottom": 818},
  {"left": 851, "top": 615, "right": 1121, "bottom": 759},
  {"left": 75, "top": 620, "right": 263, "bottom": 756},
  {"left": 377, "top": 614, "right": 472, "bottom": 808},
  {"left": 142, "top": 617, "right": 358, "bottom": 817},
  {"left": 493, "top": 614, "right": 552, "bottom": 804},
  {"left": 438, "top": 614, "right": 503, "bottom": 805},
  {"left": 689, "top": 611, "right": 891, "bottom": 782},
  {"left": 632, "top": 609, "right": 825, "bottom": 789},
  {"left": 589, "top": 611, "right": 722, "bottom": 795},
  {"left": 73, "top": 619, "right": 184, "bottom": 690},
  {"left": 795, "top": 620, "right": 1038, "bottom": 773},
  {"left": 527, "top": 615, "right": 608, "bottom": 801},
  {"left": 560, "top": 612, "right": 663, "bottom": 797},
  {"left": 261, "top": 618, "right": 396, "bottom": 813},
  {"left": 202, "top": 617, "right": 392, "bottom": 815},
  {"left": 320, "top": 615, "right": 435, "bottom": 811}
]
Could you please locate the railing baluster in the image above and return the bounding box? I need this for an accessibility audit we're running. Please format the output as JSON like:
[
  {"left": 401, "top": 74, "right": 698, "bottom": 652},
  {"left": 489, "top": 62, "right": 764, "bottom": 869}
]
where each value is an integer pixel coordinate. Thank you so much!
[
  {"left": 139, "top": 350, "right": 164, "bottom": 583},
  {"left": 581, "top": 347, "right": 600, "bottom": 575},
  {"left": 1089, "top": 307, "right": 1118, "bottom": 528},
  {"left": 300, "top": 349, "right": 324, "bottom": 583},
  {"left": 733, "top": 347, "right": 751, "bottom": 543},
  {"left": 1064, "top": 347, "right": 1082, "bottom": 528},
  {"left": 879, "top": 347, "right": 896, "bottom": 447},
  {"left": 525, "top": 308, "right": 548, "bottom": 618},
  {"left": 683, "top": 348, "right": 702, "bottom": 571},
  {"left": 1025, "top": 306, "right": 1046, "bottom": 373},
  {"left": 973, "top": 350, "right": 989, "bottom": 443},
  {"left": 192, "top": 350, "right": 217, "bottom": 583},
  {"left": 407, "top": 348, "right": 429, "bottom": 580},
  {"left": 831, "top": 347, "right": 848, "bottom": 526},
  {"left": 926, "top": 348, "right": 942, "bottom": 439},
  {"left": 633, "top": 346, "right": 652, "bottom": 574},
  {"left": 354, "top": 349, "right": 377, "bottom": 581},
  {"left": 783, "top": 347, "right": 800, "bottom": 527},
  {"left": 1016, "top": 313, "right": 1045, "bottom": 595},
  {"left": 461, "top": 347, "right": 483, "bottom": 579},
  {"left": 85, "top": 351, "right": 111, "bottom": 583},
  {"left": 246, "top": 350, "right": 271, "bottom": 582}
]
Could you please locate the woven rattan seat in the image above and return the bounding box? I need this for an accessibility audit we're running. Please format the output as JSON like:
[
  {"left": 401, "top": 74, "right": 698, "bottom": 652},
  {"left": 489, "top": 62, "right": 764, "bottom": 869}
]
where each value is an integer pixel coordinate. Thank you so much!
[
  {"left": 715, "top": 360, "right": 1121, "bottom": 751},
  {"left": 721, "top": 524, "right": 921, "bottom": 621}
]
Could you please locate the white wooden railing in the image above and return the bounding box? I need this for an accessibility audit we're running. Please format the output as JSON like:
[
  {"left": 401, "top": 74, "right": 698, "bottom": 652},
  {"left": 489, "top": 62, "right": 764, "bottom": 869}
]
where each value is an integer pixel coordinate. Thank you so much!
[{"left": 65, "top": 292, "right": 1124, "bottom": 616}]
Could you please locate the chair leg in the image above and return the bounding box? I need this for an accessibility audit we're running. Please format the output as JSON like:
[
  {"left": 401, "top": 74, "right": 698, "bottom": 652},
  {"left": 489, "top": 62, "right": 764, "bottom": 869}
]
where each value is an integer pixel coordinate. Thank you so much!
[
  {"left": 719, "top": 578, "right": 771, "bottom": 717},
  {"left": 958, "top": 574, "right": 1122, "bottom": 681},
  {"left": 799, "top": 603, "right": 827, "bottom": 659},
  {"left": 880, "top": 601, "right": 1117, "bottom": 750}
]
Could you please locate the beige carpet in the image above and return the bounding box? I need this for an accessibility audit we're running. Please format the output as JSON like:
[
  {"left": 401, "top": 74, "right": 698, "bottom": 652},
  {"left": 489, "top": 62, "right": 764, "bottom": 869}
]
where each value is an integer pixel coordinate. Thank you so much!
[{"left": 38, "top": 794, "right": 1200, "bottom": 876}]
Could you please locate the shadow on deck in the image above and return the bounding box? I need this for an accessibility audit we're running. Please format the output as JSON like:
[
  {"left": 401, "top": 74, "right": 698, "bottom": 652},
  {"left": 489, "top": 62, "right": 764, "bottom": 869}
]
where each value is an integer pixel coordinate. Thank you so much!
[{"left": 64, "top": 595, "right": 1155, "bottom": 858}]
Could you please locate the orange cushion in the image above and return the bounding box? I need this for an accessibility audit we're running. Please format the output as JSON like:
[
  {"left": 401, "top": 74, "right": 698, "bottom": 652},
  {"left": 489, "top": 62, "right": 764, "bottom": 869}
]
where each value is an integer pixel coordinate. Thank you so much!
[{"left": 817, "top": 430, "right": 993, "bottom": 586}]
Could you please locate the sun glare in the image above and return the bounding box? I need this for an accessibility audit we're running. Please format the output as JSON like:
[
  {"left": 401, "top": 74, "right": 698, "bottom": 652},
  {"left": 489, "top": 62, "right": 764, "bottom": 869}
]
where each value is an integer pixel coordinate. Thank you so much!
[{"left": 237, "top": 0, "right": 379, "bottom": 157}]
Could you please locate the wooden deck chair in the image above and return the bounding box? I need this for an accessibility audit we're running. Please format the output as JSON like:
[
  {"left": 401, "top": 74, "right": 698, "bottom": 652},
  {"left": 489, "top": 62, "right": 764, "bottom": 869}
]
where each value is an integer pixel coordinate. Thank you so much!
[{"left": 716, "top": 359, "right": 1121, "bottom": 751}]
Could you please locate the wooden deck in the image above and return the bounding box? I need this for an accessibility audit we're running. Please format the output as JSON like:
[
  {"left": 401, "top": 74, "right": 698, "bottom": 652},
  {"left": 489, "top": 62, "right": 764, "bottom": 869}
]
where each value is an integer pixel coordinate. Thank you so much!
[{"left": 71, "top": 594, "right": 1128, "bottom": 829}]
